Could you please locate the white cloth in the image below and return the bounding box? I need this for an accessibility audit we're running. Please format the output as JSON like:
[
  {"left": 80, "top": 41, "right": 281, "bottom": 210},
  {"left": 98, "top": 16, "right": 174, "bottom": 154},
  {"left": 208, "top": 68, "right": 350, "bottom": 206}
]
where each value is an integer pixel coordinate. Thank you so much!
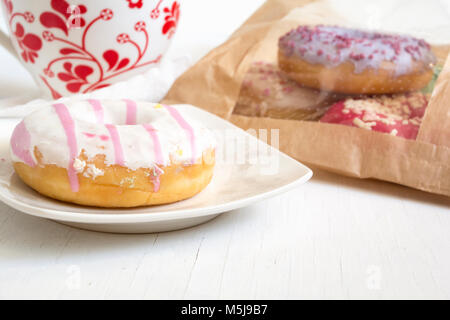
[{"left": 0, "top": 55, "right": 191, "bottom": 119}]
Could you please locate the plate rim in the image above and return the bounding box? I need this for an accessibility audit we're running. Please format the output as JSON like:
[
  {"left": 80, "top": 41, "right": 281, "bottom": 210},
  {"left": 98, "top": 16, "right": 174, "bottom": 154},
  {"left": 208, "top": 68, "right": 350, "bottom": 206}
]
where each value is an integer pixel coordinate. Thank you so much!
[{"left": 0, "top": 169, "right": 312, "bottom": 224}]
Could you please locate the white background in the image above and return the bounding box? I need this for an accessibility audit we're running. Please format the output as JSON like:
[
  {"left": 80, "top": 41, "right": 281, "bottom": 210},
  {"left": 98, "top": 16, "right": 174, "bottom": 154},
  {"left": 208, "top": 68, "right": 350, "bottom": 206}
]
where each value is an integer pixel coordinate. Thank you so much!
[{"left": 1, "top": 0, "right": 450, "bottom": 299}]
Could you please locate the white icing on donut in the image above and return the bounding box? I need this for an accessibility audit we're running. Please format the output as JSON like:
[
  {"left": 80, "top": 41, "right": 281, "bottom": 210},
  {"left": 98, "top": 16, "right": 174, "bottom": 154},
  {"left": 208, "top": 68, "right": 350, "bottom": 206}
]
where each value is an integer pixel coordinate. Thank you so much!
[{"left": 10, "top": 100, "right": 216, "bottom": 192}]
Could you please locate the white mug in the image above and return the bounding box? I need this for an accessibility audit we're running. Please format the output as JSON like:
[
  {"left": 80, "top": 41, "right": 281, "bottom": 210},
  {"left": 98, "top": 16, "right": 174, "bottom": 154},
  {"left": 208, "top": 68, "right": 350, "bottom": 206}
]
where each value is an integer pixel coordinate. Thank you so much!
[{"left": 0, "top": 0, "right": 180, "bottom": 98}]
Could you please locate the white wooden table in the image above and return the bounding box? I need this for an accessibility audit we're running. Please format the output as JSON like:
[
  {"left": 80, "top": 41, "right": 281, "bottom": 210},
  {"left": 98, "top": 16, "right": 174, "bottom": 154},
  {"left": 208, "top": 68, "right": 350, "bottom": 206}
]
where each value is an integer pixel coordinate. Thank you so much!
[{"left": 1, "top": 0, "right": 450, "bottom": 300}]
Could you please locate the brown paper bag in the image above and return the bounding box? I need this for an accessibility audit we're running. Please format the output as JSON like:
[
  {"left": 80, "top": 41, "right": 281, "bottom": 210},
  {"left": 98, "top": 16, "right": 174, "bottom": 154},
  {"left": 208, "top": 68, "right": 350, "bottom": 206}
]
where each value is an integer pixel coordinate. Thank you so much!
[{"left": 164, "top": 0, "right": 450, "bottom": 197}]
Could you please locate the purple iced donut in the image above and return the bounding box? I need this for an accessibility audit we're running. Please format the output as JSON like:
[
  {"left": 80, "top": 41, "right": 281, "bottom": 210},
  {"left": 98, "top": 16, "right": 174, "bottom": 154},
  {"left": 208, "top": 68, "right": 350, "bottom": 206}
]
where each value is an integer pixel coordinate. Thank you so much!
[{"left": 278, "top": 25, "right": 436, "bottom": 94}]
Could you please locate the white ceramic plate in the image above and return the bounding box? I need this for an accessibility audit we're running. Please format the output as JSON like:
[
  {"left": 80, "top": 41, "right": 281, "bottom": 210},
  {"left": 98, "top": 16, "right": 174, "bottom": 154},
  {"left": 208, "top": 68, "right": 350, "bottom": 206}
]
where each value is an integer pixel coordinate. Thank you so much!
[{"left": 0, "top": 105, "right": 312, "bottom": 234}]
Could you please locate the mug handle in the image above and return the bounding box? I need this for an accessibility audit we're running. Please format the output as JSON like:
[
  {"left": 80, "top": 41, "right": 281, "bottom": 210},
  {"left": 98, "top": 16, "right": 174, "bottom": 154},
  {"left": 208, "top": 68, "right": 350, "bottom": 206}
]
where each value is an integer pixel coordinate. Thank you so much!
[{"left": 0, "top": 29, "right": 18, "bottom": 58}]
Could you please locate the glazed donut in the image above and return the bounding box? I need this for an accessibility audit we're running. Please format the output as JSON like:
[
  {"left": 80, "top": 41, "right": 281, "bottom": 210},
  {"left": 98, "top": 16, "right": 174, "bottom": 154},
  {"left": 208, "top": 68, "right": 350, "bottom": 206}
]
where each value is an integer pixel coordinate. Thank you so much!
[
  {"left": 234, "top": 62, "right": 344, "bottom": 121},
  {"left": 319, "top": 92, "right": 429, "bottom": 140},
  {"left": 10, "top": 100, "right": 216, "bottom": 208},
  {"left": 278, "top": 25, "right": 436, "bottom": 94}
]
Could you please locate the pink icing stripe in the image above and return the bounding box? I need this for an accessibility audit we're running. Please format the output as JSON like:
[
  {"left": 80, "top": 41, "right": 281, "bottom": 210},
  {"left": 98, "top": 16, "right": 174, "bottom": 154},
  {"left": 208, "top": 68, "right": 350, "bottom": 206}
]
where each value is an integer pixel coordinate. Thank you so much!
[
  {"left": 87, "top": 99, "right": 104, "bottom": 124},
  {"left": 165, "top": 105, "right": 197, "bottom": 164},
  {"left": 53, "top": 103, "right": 79, "bottom": 193},
  {"left": 10, "top": 121, "right": 36, "bottom": 167},
  {"left": 143, "top": 124, "right": 164, "bottom": 192},
  {"left": 143, "top": 124, "right": 164, "bottom": 165},
  {"left": 124, "top": 99, "right": 137, "bottom": 125},
  {"left": 150, "top": 166, "right": 164, "bottom": 193},
  {"left": 106, "top": 124, "right": 125, "bottom": 166}
]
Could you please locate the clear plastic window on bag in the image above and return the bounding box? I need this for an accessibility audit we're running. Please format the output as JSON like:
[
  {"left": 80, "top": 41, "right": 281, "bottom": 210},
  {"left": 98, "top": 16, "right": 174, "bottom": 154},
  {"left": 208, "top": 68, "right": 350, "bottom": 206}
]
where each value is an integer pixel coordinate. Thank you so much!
[{"left": 233, "top": 25, "right": 447, "bottom": 141}]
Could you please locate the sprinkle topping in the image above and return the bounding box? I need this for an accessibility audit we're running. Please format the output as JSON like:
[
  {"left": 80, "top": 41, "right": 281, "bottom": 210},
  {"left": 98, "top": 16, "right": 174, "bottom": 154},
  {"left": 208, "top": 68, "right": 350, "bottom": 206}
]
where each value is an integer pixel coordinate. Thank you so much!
[{"left": 320, "top": 92, "right": 429, "bottom": 140}]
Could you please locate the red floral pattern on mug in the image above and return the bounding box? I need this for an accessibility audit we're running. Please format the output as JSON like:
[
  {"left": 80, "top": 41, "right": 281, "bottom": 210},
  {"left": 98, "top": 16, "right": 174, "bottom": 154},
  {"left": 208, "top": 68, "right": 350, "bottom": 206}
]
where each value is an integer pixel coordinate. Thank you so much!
[
  {"left": 42, "top": 30, "right": 55, "bottom": 42},
  {"left": 23, "top": 11, "right": 35, "bottom": 23},
  {"left": 4, "top": 0, "right": 43, "bottom": 64},
  {"left": 38, "top": 3, "right": 164, "bottom": 96},
  {"left": 116, "top": 33, "right": 130, "bottom": 44},
  {"left": 162, "top": 1, "right": 180, "bottom": 39},
  {"left": 126, "top": 0, "right": 143, "bottom": 9},
  {"left": 40, "top": 0, "right": 87, "bottom": 35},
  {"left": 150, "top": 0, "right": 163, "bottom": 19},
  {"left": 100, "top": 8, "right": 113, "bottom": 20},
  {"left": 3, "top": 0, "right": 13, "bottom": 15},
  {"left": 2, "top": 0, "right": 178, "bottom": 97},
  {"left": 57, "top": 62, "right": 93, "bottom": 93},
  {"left": 134, "top": 21, "right": 146, "bottom": 32},
  {"left": 103, "top": 50, "right": 130, "bottom": 71},
  {"left": 43, "top": 67, "right": 54, "bottom": 78},
  {"left": 13, "top": 23, "right": 43, "bottom": 63}
]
